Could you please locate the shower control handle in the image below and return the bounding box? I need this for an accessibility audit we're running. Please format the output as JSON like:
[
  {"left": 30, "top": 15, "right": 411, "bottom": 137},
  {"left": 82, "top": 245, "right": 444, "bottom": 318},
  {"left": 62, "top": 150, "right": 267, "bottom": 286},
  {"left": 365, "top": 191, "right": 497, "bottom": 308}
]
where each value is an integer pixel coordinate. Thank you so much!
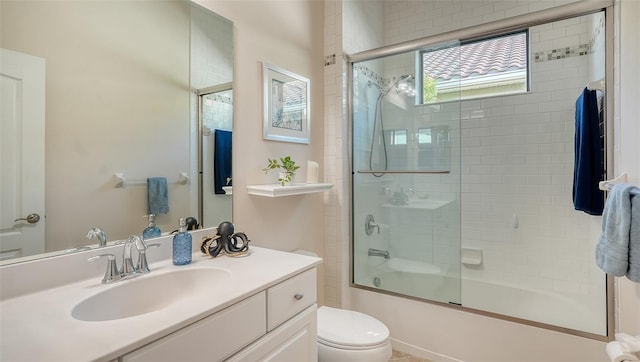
[{"left": 365, "top": 214, "right": 380, "bottom": 235}]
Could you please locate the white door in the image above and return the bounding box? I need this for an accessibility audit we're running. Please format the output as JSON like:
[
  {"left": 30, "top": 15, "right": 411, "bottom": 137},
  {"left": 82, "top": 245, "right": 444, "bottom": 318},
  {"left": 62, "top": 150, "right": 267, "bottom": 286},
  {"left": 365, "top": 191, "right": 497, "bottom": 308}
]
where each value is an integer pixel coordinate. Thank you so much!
[{"left": 0, "top": 48, "right": 46, "bottom": 261}]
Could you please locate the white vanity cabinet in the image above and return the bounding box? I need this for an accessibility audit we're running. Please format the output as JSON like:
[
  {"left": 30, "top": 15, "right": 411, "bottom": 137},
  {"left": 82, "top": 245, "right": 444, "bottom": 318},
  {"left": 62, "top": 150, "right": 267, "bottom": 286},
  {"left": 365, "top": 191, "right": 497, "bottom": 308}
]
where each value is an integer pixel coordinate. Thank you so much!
[{"left": 120, "top": 268, "right": 318, "bottom": 362}]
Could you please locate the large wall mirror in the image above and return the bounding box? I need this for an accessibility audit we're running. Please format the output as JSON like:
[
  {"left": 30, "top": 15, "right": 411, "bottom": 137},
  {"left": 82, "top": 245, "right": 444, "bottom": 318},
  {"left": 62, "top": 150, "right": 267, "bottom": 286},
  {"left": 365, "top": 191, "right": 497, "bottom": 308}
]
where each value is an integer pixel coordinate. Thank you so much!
[{"left": 0, "top": 1, "right": 233, "bottom": 264}]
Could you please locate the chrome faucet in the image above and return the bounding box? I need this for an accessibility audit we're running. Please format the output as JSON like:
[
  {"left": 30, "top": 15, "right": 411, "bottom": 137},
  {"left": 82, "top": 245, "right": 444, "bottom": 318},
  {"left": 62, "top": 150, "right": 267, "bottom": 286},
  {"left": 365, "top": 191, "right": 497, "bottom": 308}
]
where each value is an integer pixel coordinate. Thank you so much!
[
  {"left": 131, "top": 235, "right": 161, "bottom": 274},
  {"left": 88, "top": 236, "right": 160, "bottom": 284},
  {"left": 368, "top": 248, "right": 390, "bottom": 259},
  {"left": 86, "top": 227, "right": 107, "bottom": 247}
]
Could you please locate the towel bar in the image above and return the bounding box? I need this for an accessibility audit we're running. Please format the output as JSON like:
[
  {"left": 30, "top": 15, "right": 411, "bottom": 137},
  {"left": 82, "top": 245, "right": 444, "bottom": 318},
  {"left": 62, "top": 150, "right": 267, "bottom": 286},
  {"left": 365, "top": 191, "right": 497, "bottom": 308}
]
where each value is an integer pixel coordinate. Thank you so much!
[
  {"left": 599, "top": 173, "right": 640, "bottom": 196},
  {"left": 113, "top": 172, "right": 190, "bottom": 188}
]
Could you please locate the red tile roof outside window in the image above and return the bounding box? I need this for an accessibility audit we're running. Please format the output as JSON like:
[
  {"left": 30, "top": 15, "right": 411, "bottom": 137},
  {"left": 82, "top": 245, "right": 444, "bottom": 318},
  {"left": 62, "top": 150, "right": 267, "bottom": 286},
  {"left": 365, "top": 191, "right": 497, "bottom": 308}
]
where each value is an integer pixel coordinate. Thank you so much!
[{"left": 421, "top": 32, "right": 528, "bottom": 103}]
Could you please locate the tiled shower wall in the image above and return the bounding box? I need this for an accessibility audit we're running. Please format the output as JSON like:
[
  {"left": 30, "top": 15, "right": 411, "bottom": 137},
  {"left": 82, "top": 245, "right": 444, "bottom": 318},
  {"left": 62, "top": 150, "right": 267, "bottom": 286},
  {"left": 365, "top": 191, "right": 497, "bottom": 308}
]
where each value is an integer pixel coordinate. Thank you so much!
[
  {"left": 324, "top": 0, "right": 385, "bottom": 308},
  {"left": 323, "top": 0, "right": 607, "bottom": 309},
  {"left": 459, "top": 13, "right": 605, "bottom": 294}
]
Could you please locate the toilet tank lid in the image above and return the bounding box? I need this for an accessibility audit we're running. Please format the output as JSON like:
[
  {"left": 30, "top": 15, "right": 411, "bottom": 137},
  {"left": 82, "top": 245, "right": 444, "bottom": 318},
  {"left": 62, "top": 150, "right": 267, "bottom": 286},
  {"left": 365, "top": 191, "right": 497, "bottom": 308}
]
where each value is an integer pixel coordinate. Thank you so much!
[{"left": 317, "top": 306, "right": 390, "bottom": 347}]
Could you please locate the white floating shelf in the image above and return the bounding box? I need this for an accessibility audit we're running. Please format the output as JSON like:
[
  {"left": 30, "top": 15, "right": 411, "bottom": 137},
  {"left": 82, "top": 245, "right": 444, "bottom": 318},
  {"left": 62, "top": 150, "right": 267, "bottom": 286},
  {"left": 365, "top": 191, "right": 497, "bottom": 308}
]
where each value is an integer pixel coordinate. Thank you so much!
[{"left": 247, "top": 183, "right": 333, "bottom": 197}]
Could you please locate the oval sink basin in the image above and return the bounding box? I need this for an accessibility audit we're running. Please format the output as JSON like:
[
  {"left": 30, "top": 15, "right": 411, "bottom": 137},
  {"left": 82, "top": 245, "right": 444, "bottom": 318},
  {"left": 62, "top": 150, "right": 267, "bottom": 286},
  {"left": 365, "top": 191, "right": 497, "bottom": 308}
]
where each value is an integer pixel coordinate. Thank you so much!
[{"left": 72, "top": 267, "right": 231, "bottom": 322}]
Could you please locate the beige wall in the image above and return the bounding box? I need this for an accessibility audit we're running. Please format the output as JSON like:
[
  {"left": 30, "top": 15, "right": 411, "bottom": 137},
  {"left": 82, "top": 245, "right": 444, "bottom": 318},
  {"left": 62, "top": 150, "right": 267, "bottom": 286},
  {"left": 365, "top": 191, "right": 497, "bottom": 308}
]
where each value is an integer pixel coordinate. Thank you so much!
[{"left": 195, "top": 0, "right": 326, "bottom": 304}]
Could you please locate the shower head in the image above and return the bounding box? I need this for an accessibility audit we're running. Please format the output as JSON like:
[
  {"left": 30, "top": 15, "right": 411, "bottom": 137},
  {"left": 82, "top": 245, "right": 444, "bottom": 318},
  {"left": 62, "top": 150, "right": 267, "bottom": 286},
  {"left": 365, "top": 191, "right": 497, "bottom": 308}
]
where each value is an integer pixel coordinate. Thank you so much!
[
  {"left": 395, "top": 74, "right": 415, "bottom": 97},
  {"left": 368, "top": 74, "right": 415, "bottom": 97}
]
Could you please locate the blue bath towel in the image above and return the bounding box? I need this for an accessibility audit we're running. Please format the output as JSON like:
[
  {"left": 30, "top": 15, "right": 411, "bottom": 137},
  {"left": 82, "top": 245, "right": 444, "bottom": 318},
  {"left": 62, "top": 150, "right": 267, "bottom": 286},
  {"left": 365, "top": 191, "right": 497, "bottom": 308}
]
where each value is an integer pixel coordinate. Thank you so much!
[
  {"left": 595, "top": 184, "right": 635, "bottom": 277},
  {"left": 573, "top": 88, "right": 604, "bottom": 215},
  {"left": 627, "top": 190, "right": 640, "bottom": 282},
  {"left": 147, "top": 177, "right": 169, "bottom": 214},
  {"left": 214, "top": 129, "right": 232, "bottom": 195}
]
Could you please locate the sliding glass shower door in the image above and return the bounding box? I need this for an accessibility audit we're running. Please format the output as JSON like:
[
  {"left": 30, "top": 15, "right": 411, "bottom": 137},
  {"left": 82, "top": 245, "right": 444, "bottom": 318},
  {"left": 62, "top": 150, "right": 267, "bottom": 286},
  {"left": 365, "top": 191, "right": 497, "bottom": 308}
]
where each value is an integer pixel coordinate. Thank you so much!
[
  {"left": 351, "top": 42, "right": 462, "bottom": 304},
  {"left": 351, "top": 10, "right": 609, "bottom": 337}
]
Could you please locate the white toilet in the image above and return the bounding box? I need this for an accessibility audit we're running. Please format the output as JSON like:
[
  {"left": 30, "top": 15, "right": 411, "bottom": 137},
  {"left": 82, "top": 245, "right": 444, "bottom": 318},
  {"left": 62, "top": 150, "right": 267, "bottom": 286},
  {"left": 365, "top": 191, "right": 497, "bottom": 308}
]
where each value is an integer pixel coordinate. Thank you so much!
[
  {"left": 317, "top": 306, "right": 392, "bottom": 362},
  {"left": 292, "top": 250, "right": 392, "bottom": 361}
]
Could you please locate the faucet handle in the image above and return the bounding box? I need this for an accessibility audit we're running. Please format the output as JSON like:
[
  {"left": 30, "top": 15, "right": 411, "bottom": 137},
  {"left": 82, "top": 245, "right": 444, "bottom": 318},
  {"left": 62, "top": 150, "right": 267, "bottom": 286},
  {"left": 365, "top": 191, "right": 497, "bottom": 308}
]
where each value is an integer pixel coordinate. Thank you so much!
[
  {"left": 365, "top": 214, "right": 380, "bottom": 235},
  {"left": 116, "top": 239, "right": 136, "bottom": 278},
  {"left": 88, "top": 254, "right": 121, "bottom": 284},
  {"left": 136, "top": 243, "right": 161, "bottom": 273}
]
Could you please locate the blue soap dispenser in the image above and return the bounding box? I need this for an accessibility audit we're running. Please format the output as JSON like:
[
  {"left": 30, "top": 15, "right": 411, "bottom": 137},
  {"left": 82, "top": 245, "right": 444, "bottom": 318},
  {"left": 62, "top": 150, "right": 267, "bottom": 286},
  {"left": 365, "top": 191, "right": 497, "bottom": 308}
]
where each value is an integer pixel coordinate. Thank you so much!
[
  {"left": 172, "top": 218, "right": 192, "bottom": 265},
  {"left": 142, "top": 214, "right": 161, "bottom": 240}
]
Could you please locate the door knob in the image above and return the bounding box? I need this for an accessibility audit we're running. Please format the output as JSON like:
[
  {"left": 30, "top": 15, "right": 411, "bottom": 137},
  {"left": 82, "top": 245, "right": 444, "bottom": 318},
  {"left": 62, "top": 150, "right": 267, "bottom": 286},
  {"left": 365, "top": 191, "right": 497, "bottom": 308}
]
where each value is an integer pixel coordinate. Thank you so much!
[{"left": 14, "top": 213, "right": 40, "bottom": 224}]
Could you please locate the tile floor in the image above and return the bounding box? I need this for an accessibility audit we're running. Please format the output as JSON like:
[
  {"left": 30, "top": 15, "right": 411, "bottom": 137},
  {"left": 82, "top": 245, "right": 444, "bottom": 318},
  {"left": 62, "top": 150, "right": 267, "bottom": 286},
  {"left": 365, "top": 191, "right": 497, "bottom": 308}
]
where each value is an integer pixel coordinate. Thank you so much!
[{"left": 389, "top": 350, "right": 432, "bottom": 362}]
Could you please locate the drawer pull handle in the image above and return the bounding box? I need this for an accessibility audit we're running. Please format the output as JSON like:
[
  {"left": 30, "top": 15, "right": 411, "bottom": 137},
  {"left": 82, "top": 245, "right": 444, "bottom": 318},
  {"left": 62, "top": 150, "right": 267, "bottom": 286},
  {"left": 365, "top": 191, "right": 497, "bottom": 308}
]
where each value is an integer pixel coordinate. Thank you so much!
[{"left": 294, "top": 293, "right": 304, "bottom": 301}]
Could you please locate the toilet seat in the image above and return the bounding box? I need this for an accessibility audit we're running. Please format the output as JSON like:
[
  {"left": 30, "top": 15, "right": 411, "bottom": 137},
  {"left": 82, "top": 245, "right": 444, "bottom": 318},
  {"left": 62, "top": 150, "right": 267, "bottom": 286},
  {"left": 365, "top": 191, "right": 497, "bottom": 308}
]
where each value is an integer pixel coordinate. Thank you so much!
[{"left": 317, "top": 306, "right": 390, "bottom": 350}]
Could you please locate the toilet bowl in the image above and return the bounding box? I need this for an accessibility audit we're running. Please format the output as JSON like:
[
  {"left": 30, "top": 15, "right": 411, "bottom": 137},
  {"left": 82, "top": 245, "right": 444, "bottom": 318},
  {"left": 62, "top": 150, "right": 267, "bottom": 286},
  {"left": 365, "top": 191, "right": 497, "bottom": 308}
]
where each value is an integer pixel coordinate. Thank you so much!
[
  {"left": 317, "top": 306, "right": 392, "bottom": 362},
  {"left": 292, "top": 250, "right": 392, "bottom": 361}
]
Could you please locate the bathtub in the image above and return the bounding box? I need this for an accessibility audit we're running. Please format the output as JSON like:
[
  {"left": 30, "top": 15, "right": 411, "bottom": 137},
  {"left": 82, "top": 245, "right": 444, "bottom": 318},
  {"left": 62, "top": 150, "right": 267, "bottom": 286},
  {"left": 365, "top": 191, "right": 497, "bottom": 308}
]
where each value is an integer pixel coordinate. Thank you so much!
[{"left": 357, "top": 258, "right": 606, "bottom": 335}]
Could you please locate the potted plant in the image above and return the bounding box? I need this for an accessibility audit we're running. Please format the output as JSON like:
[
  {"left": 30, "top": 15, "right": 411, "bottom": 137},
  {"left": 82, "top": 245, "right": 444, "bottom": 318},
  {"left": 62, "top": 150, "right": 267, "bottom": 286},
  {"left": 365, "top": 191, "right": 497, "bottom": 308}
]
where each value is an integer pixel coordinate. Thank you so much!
[{"left": 262, "top": 156, "right": 300, "bottom": 186}]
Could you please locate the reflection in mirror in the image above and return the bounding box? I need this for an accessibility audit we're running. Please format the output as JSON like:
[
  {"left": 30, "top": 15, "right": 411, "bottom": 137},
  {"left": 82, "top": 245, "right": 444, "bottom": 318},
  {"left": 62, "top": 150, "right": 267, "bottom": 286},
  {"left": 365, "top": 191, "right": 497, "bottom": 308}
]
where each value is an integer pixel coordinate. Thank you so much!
[
  {"left": 199, "top": 84, "right": 233, "bottom": 227},
  {"left": 0, "top": 1, "right": 233, "bottom": 265},
  {"left": 191, "top": 2, "right": 233, "bottom": 230}
]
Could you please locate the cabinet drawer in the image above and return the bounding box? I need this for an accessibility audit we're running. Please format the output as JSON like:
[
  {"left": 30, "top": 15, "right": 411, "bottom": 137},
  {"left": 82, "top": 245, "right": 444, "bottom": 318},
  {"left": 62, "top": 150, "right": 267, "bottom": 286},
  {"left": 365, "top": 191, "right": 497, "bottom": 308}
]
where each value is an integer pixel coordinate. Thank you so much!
[
  {"left": 267, "top": 268, "right": 316, "bottom": 331},
  {"left": 122, "top": 292, "right": 266, "bottom": 362},
  {"left": 227, "top": 304, "right": 317, "bottom": 362}
]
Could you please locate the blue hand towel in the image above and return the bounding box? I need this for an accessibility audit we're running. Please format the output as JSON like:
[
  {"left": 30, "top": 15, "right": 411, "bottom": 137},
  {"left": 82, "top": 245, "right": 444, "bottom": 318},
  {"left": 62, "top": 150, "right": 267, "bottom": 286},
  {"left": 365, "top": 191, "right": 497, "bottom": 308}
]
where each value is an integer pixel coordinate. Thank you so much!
[
  {"left": 573, "top": 88, "right": 604, "bottom": 215},
  {"left": 147, "top": 177, "right": 169, "bottom": 214},
  {"left": 214, "top": 129, "right": 232, "bottom": 195},
  {"left": 595, "top": 183, "right": 635, "bottom": 276},
  {"left": 627, "top": 190, "right": 640, "bottom": 282}
]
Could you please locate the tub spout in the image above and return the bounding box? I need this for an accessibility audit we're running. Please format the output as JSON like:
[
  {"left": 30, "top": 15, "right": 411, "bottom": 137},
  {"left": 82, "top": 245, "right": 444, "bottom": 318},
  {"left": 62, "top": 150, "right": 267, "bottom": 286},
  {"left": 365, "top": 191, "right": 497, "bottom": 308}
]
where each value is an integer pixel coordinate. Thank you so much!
[{"left": 368, "top": 248, "right": 390, "bottom": 259}]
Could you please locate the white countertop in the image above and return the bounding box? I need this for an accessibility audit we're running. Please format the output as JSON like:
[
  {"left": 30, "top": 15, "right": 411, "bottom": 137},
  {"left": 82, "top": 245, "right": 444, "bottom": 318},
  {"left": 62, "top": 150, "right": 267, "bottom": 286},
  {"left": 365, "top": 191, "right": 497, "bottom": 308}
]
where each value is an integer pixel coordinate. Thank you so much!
[{"left": 0, "top": 246, "right": 320, "bottom": 362}]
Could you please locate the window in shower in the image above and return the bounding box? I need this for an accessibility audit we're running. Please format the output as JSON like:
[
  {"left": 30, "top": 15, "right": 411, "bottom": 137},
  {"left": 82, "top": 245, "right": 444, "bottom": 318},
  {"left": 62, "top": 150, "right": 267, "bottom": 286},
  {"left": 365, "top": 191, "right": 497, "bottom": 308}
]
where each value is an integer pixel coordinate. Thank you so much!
[{"left": 419, "top": 31, "right": 529, "bottom": 104}]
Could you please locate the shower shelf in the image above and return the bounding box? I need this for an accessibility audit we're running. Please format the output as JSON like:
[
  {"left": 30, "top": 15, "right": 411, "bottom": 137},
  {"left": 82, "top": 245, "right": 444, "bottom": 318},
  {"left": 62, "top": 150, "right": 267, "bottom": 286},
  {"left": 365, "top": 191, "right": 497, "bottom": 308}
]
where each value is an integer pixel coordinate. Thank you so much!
[
  {"left": 356, "top": 170, "right": 450, "bottom": 174},
  {"left": 246, "top": 183, "right": 333, "bottom": 197}
]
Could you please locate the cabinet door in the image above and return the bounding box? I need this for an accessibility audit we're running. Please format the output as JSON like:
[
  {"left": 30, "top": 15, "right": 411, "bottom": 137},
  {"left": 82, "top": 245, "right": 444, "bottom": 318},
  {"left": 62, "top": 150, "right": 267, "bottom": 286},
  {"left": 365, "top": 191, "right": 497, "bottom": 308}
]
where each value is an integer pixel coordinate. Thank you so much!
[
  {"left": 122, "top": 292, "right": 266, "bottom": 362},
  {"left": 228, "top": 304, "right": 317, "bottom": 362},
  {"left": 267, "top": 268, "right": 316, "bottom": 331}
]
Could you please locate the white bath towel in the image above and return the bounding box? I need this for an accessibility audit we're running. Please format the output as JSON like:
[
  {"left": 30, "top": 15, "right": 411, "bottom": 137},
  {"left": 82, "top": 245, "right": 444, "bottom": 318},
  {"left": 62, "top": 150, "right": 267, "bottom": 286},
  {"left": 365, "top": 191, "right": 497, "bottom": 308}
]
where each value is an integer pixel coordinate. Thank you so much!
[{"left": 607, "top": 341, "right": 640, "bottom": 362}]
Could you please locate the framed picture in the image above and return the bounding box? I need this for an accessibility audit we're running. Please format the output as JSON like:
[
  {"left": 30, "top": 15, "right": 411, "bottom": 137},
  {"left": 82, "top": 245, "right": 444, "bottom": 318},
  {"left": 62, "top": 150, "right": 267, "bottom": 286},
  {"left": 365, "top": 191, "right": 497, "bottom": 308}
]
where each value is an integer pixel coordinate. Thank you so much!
[{"left": 263, "top": 62, "right": 310, "bottom": 144}]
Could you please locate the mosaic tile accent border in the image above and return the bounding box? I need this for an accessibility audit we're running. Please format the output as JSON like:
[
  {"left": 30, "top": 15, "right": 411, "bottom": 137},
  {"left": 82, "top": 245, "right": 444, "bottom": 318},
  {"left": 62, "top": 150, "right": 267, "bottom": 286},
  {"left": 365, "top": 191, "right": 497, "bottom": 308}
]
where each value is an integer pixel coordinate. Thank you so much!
[
  {"left": 353, "top": 63, "right": 387, "bottom": 87},
  {"left": 324, "top": 54, "right": 336, "bottom": 66},
  {"left": 534, "top": 43, "right": 590, "bottom": 63}
]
